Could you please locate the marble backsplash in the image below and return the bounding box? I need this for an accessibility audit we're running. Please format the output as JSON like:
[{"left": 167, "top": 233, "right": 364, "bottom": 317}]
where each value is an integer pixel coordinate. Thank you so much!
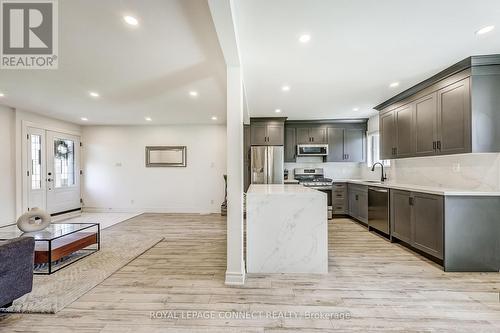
[
  {"left": 285, "top": 158, "right": 363, "bottom": 180},
  {"left": 286, "top": 153, "right": 500, "bottom": 191},
  {"left": 361, "top": 153, "right": 500, "bottom": 191}
]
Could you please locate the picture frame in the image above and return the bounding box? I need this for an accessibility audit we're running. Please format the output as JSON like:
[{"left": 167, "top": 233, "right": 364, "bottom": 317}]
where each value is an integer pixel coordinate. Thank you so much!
[{"left": 145, "top": 146, "right": 187, "bottom": 167}]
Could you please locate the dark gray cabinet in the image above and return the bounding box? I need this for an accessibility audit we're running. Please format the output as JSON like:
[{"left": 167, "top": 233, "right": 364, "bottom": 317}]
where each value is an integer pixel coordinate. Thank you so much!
[
  {"left": 390, "top": 190, "right": 412, "bottom": 243},
  {"left": 390, "top": 190, "right": 444, "bottom": 260},
  {"left": 412, "top": 192, "right": 444, "bottom": 259},
  {"left": 375, "top": 55, "right": 500, "bottom": 159},
  {"left": 332, "top": 182, "right": 348, "bottom": 214},
  {"left": 296, "top": 127, "right": 327, "bottom": 144},
  {"left": 326, "top": 128, "right": 365, "bottom": 162},
  {"left": 344, "top": 129, "right": 365, "bottom": 162},
  {"left": 348, "top": 184, "right": 368, "bottom": 224},
  {"left": 394, "top": 104, "right": 414, "bottom": 158},
  {"left": 414, "top": 93, "right": 437, "bottom": 157},
  {"left": 437, "top": 78, "right": 471, "bottom": 155},
  {"left": 296, "top": 128, "right": 310, "bottom": 144},
  {"left": 250, "top": 120, "right": 284, "bottom": 146},
  {"left": 380, "top": 111, "right": 396, "bottom": 160},
  {"left": 327, "top": 128, "right": 344, "bottom": 162},
  {"left": 284, "top": 127, "right": 296, "bottom": 162}
]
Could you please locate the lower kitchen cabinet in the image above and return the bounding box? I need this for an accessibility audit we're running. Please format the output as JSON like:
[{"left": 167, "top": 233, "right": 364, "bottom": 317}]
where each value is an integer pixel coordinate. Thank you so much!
[
  {"left": 347, "top": 184, "right": 368, "bottom": 224},
  {"left": 332, "top": 182, "right": 348, "bottom": 214},
  {"left": 390, "top": 190, "right": 444, "bottom": 260},
  {"left": 412, "top": 192, "right": 444, "bottom": 259},
  {"left": 391, "top": 190, "right": 412, "bottom": 243}
]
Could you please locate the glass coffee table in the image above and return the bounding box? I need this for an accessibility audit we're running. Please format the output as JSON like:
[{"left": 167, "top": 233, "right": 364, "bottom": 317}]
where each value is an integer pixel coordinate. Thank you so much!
[{"left": 0, "top": 223, "right": 100, "bottom": 275}]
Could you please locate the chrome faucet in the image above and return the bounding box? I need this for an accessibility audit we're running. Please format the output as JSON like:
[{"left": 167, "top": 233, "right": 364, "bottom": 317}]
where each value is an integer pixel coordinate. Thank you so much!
[{"left": 371, "top": 162, "right": 387, "bottom": 182}]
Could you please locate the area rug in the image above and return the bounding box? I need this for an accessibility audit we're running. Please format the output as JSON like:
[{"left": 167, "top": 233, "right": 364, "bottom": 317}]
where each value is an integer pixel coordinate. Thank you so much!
[{"left": 0, "top": 229, "right": 163, "bottom": 314}]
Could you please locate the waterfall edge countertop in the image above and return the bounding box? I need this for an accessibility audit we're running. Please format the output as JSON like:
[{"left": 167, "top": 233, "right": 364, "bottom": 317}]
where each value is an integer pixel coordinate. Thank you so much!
[
  {"left": 246, "top": 184, "right": 328, "bottom": 274},
  {"left": 333, "top": 179, "right": 500, "bottom": 197}
]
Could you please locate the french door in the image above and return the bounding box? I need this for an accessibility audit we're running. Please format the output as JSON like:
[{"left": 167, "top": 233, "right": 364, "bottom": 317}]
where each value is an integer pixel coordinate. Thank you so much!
[{"left": 27, "top": 127, "right": 81, "bottom": 215}]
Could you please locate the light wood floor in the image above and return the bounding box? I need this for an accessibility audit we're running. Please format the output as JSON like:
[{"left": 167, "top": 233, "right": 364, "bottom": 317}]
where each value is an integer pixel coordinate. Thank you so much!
[{"left": 1, "top": 214, "right": 499, "bottom": 332}]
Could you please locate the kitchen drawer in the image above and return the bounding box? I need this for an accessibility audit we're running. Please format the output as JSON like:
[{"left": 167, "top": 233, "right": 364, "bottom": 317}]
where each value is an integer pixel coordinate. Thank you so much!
[
  {"left": 333, "top": 192, "right": 346, "bottom": 199},
  {"left": 333, "top": 183, "right": 346, "bottom": 189},
  {"left": 333, "top": 197, "right": 346, "bottom": 204}
]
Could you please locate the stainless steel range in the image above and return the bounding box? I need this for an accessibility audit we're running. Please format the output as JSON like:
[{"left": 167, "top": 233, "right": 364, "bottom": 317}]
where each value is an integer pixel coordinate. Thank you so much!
[{"left": 294, "top": 168, "right": 333, "bottom": 219}]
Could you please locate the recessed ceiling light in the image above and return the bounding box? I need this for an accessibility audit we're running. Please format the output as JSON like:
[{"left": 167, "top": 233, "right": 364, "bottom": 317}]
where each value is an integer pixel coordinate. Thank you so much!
[
  {"left": 282, "top": 85, "right": 290, "bottom": 91},
  {"left": 0, "top": 93, "right": 4, "bottom": 97},
  {"left": 81, "top": 117, "right": 88, "bottom": 121},
  {"left": 145, "top": 117, "right": 152, "bottom": 121},
  {"left": 211, "top": 116, "right": 218, "bottom": 121},
  {"left": 299, "top": 34, "right": 311, "bottom": 43},
  {"left": 353, "top": 107, "right": 359, "bottom": 111},
  {"left": 389, "top": 82, "right": 400, "bottom": 88},
  {"left": 476, "top": 25, "right": 495, "bottom": 35},
  {"left": 275, "top": 109, "right": 282, "bottom": 113},
  {"left": 89, "top": 91, "right": 100, "bottom": 98},
  {"left": 189, "top": 91, "right": 198, "bottom": 97},
  {"left": 123, "top": 15, "right": 139, "bottom": 26}
]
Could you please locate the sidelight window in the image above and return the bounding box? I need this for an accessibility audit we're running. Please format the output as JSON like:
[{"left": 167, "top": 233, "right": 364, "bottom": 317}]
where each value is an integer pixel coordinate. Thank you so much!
[{"left": 31, "top": 135, "right": 42, "bottom": 190}]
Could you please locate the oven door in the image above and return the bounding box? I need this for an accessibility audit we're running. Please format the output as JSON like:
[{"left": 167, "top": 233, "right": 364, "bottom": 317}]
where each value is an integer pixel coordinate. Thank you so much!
[{"left": 310, "top": 187, "right": 333, "bottom": 219}]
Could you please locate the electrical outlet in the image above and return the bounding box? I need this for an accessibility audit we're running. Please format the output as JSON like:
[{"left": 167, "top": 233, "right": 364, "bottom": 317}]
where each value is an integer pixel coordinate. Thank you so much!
[
  {"left": 130, "top": 199, "right": 135, "bottom": 205},
  {"left": 210, "top": 200, "right": 214, "bottom": 205},
  {"left": 452, "top": 163, "right": 461, "bottom": 173},
  {"left": 115, "top": 162, "right": 122, "bottom": 167}
]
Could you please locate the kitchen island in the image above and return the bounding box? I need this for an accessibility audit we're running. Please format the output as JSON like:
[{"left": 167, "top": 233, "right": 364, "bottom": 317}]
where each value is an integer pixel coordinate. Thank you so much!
[{"left": 246, "top": 184, "right": 328, "bottom": 274}]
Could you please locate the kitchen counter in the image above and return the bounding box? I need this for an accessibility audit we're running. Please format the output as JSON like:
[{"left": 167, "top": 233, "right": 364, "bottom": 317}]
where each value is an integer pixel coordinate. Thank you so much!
[
  {"left": 246, "top": 184, "right": 328, "bottom": 274},
  {"left": 333, "top": 179, "right": 500, "bottom": 196}
]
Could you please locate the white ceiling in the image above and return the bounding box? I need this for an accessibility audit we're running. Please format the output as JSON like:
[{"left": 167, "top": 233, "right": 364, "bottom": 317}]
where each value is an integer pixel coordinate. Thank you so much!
[
  {"left": 0, "top": 0, "right": 227, "bottom": 125},
  {"left": 233, "top": 0, "right": 500, "bottom": 120}
]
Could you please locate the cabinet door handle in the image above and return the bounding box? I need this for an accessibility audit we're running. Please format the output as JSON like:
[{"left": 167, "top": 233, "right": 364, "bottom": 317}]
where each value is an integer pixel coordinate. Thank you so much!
[
  {"left": 409, "top": 197, "right": 414, "bottom": 206},
  {"left": 432, "top": 141, "right": 436, "bottom": 151},
  {"left": 437, "top": 140, "right": 441, "bottom": 151},
  {"left": 355, "top": 194, "right": 359, "bottom": 201}
]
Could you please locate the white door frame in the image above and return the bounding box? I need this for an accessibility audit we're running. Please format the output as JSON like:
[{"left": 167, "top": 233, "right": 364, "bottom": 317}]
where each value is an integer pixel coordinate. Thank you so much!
[{"left": 20, "top": 120, "right": 82, "bottom": 215}]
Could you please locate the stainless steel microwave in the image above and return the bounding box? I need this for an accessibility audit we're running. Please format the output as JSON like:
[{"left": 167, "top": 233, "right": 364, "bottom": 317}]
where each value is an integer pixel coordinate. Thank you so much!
[{"left": 297, "top": 144, "right": 329, "bottom": 156}]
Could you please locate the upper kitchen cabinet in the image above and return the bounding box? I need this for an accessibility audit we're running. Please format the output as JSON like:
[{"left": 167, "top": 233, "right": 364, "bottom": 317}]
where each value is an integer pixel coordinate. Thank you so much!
[
  {"left": 437, "top": 78, "right": 471, "bottom": 155},
  {"left": 326, "top": 127, "right": 365, "bottom": 162},
  {"left": 343, "top": 129, "right": 365, "bottom": 162},
  {"left": 379, "top": 110, "right": 396, "bottom": 159},
  {"left": 284, "top": 121, "right": 367, "bottom": 162},
  {"left": 250, "top": 118, "right": 286, "bottom": 146},
  {"left": 296, "top": 127, "right": 327, "bottom": 144},
  {"left": 326, "top": 127, "right": 344, "bottom": 162},
  {"left": 375, "top": 55, "right": 500, "bottom": 159},
  {"left": 284, "top": 127, "right": 297, "bottom": 162}
]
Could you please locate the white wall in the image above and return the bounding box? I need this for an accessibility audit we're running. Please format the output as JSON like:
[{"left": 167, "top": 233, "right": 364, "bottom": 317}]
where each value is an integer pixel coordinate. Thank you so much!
[
  {"left": 82, "top": 125, "right": 227, "bottom": 213},
  {"left": 0, "top": 105, "right": 16, "bottom": 226},
  {"left": 363, "top": 116, "right": 500, "bottom": 190}
]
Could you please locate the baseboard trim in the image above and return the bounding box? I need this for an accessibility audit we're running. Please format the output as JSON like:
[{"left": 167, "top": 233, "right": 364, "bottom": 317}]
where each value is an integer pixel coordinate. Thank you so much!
[
  {"left": 82, "top": 207, "right": 220, "bottom": 214},
  {"left": 225, "top": 270, "right": 246, "bottom": 286}
]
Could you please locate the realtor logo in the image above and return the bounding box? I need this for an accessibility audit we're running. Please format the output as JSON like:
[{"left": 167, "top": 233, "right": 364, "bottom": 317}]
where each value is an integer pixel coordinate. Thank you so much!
[{"left": 1, "top": 0, "right": 58, "bottom": 69}]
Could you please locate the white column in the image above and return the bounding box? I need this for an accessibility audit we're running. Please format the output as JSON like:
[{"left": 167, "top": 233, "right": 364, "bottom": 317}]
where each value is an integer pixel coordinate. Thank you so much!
[{"left": 225, "top": 66, "right": 245, "bottom": 285}]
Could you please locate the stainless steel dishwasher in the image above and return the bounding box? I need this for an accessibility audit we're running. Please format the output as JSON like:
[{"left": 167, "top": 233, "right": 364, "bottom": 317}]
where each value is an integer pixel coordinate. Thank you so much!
[{"left": 368, "top": 187, "right": 390, "bottom": 236}]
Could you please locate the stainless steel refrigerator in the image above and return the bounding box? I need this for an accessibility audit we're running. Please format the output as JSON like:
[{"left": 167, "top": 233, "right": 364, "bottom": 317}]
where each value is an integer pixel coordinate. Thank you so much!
[{"left": 250, "top": 146, "right": 284, "bottom": 184}]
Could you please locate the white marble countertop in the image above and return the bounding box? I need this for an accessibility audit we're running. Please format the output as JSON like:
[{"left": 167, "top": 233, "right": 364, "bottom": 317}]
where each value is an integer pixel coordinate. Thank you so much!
[
  {"left": 333, "top": 179, "right": 500, "bottom": 196},
  {"left": 284, "top": 179, "right": 300, "bottom": 184},
  {"left": 247, "top": 184, "right": 325, "bottom": 195}
]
